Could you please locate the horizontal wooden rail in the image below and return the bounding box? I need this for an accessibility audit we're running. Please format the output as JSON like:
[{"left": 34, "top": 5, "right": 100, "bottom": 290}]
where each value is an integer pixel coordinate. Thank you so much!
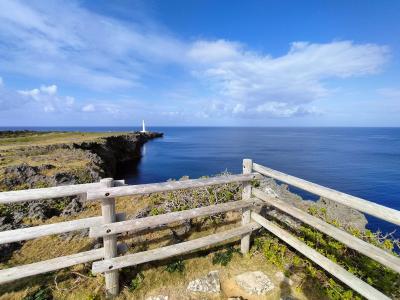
[
  {"left": 92, "top": 223, "right": 261, "bottom": 273},
  {"left": 251, "top": 212, "right": 390, "bottom": 300},
  {"left": 0, "top": 249, "right": 104, "bottom": 284},
  {"left": 90, "top": 200, "right": 259, "bottom": 238},
  {"left": 253, "top": 188, "right": 400, "bottom": 273},
  {"left": 0, "top": 213, "right": 125, "bottom": 245},
  {"left": 0, "top": 182, "right": 102, "bottom": 204},
  {"left": 0, "top": 179, "right": 126, "bottom": 204},
  {"left": 253, "top": 163, "right": 400, "bottom": 226},
  {"left": 86, "top": 173, "right": 261, "bottom": 201}
]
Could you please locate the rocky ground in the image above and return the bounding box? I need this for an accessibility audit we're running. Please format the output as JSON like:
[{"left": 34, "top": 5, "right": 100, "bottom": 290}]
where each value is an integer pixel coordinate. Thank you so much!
[
  {"left": 0, "top": 171, "right": 371, "bottom": 300},
  {"left": 0, "top": 131, "right": 375, "bottom": 299},
  {"left": 0, "top": 130, "right": 162, "bottom": 262},
  {"left": 0, "top": 130, "right": 163, "bottom": 191}
]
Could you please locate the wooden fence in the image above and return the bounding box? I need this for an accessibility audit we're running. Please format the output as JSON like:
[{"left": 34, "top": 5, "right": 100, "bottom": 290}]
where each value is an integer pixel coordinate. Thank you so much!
[{"left": 0, "top": 159, "right": 399, "bottom": 299}]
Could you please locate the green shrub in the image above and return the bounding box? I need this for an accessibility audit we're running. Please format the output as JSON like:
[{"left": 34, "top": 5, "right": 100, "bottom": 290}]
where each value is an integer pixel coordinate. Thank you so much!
[
  {"left": 253, "top": 211, "right": 400, "bottom": 300},
  {"left": 165, "top": 259, "right": 185, "bottom": 273},
  {"left": 149, "top": 207, "right": 165, "bottom": 216},
  {"left": 23, "top": 287, "right": 52, "bottom": 300},
  {"left": 212, "top": 246, "right": 239, "bottom": 266},
  {"left": 129, "top": 272, "right": 144, "bottom": 291},
  {"left": 251, "top": 178, "right": 261, "bottom": 188}
]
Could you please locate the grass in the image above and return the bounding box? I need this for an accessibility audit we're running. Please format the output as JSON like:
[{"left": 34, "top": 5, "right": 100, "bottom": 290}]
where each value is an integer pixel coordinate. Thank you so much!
[
  {"left": 0, "top": 131, "right": 128, "bottom": 148},
  {"left": 0, "top": 131, "right": 131, "bottom": 191},
  {"left": 0, "top": 131, "right": 129, "bottom": 170},
  {"left": 0, "top": 194, "right": 310, "bottom": 300}
]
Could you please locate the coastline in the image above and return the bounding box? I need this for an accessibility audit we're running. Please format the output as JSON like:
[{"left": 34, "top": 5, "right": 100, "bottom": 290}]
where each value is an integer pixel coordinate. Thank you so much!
[
  {"left": 0, "top": 130, "right": 163, "bottom": 192},
  {"left": 0, "top": 130, "right": 399, "bottom": 299}
]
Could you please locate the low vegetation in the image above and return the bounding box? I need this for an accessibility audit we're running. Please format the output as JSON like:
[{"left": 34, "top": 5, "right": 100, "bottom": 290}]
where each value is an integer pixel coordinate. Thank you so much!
[
  {"left": 0, "top": 168, "right": 399, "bottom": 299},
  {"left": 253, "top": 205, "right": 400, "bottom": 300},
  {"left": 0, "top": 131, "right": 131, "bottom": 192}
]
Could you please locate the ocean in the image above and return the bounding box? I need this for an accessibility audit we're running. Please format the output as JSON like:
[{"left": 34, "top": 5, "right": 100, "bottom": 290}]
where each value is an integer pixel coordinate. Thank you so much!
[{"left": 3, "top": 126, "right": 400, "bottom": 235}]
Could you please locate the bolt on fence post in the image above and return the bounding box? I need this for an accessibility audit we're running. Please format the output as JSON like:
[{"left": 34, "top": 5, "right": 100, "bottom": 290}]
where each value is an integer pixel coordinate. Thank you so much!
[
  {"left": 100, "top": 178, "right": 119, "bottom": 297},
  {"left": 241, "top": 158, "right": 253, "bottom": 254}
]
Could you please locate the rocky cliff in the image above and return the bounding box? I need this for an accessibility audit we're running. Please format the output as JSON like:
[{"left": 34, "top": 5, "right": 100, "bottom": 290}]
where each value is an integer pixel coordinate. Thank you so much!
[
  {"left": 0, "top": 131, "right": 162, "bottom": 191},
  {"left": 0, "top": 130, "right": 162, "bottom": 260}
]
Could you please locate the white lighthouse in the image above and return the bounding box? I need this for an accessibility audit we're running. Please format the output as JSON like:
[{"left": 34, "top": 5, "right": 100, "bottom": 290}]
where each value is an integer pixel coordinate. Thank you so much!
[{"left": 141, "top": 120, "right": 147, "bottom": 133}]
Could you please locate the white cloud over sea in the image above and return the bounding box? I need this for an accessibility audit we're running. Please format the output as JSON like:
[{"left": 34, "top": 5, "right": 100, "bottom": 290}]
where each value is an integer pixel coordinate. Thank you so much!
[{"left": 0, "top": 0, "right": 391, "bottom": 123}]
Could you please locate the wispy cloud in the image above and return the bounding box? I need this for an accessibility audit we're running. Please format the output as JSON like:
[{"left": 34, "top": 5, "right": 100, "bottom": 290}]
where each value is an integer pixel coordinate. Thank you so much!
[
  {"left": 188, "top": 40, "right": 389, "bottom": 118},
  {"left": 0, "top": 0, "right": 185, "bottom": 90},
  {"left": 0, "top": 0, "right": 391, "bottom": 123},
  {"left": 18, "top": 84, "right": 74, "bottom": 112}
]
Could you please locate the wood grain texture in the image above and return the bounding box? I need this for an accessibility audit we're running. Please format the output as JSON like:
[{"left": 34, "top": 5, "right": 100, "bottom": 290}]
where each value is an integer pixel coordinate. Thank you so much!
[
  {"left": 0, "top": 213, "right": 125, "bottom": 245},
  {"left": 89, "top": 200, "right": 257, "bottom": 238},
  {"left": 0, "top": 182, "right": 102, "bottom": 204},
  {"left": 0, "top": 249, "right": 103, "bottom": 284},
  {"left": 253, "top": 163, "right": 400, "bottom": 226},
  {"left": 251, "top": 212, "right": 390, "bottom": 300},
  {"left": 86, "top": 173, "right": 261, "bottom": 201},
  {"left": 100, "top": 178, "right": 119, "bottom": 297},
  {"left": 92, "top": 223, "right": 261, "bottom": 273},
  {"left": 241, "top": 158, "right": 252, "bottom": 254}
]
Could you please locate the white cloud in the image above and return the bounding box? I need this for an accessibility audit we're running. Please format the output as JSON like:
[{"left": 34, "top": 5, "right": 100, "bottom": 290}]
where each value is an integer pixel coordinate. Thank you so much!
[
  {"left": 189, "top": 40, "right": 389, "bottom": 118},
  {"left": 18, "top": 84, "right": 75, "bottom": 113},
  {"left": 0, "top": 0, "right": 391, "bottom": 121},
  {"left": 82, "top": 104, "right": 95, "bottom": 112},
  {"left": 0, "top": 78, "right": 128, "bottom": 118},
  {"left": 0, "top": 0, "right": 185, "bottom": 90},
  {"left": 188, "top": 40, "right": 242, "bottom": 63},
  {"left": 40, "top": 85, "right": 57, "bottom": 95}
]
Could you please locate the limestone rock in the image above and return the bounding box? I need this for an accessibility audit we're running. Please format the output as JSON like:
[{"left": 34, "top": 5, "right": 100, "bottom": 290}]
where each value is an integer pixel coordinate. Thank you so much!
[
  {"left": 61, "top": 197, "right": 83, "bottom": 216},
  {"left": 259, "top": 178, "right": 367, "bottom": 230},
  {"left": 187, "top": 270, "right": 220, "bottom": 293},
  {"left": 275, "top": 271, "right": 293, "bottom": 286},
  {"left": 234, "top": 271, "right": 274, "bottom": 295}
]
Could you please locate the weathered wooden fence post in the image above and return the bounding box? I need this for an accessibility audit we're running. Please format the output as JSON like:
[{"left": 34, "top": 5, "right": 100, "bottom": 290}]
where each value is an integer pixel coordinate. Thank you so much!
[
  {"left": 100, "top": 178, "right": 119, "bottom": 297},
  {"left": 241, "top": 158, "right": 253, "bottom": 254}
]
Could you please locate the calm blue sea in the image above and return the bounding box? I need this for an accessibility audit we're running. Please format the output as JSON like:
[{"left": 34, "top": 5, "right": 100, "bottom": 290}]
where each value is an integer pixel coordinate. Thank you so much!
[{"left": 3, "top": 127, "right": 400, "bottom": 236}]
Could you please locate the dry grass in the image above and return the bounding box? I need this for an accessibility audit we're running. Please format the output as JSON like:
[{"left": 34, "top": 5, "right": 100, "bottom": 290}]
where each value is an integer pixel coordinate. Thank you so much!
[
  {"left": 0, "top": 131, "right": 130, "bottom": 191},
  {"left": 0, "top": 194, "right": 314, "bottom": 300},
  {"left": 0, "top": 132, "right": 128, "bottom": 149},
  {"left": 0, "top": 131, "right": 129, "bottom": 172}
]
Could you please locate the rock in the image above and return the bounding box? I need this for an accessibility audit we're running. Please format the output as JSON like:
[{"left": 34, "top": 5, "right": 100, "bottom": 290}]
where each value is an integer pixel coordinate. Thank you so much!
[
  {"left": 0, "top": 216, "right": 12, "bottom": 231},
  {"left": 146, "top": 296, "right": 168, "bottom": 300},
  {"left": 259, "top": 178, "right": 368, "bottom": 230},
  {"left": 12, "top": 211, "right": 25, "bottom": 224},
  {"left": 171, "top": 220, "right": 191, "bottom": 241},
  {"left": 27, "top": 202, "right": 49, "bottom": 220},
  {"left": 132, "top": 207, "right": 152, "bottom": 219},
  {"left": 187, "top": 270, "right": 220, "bottom": 293},
  {"left": 275, "top": 271, "right": 293, "bottom": 286},
  {"left": 52, "top": 172, "right": 78, "bottom": 185},
  {"left": 61, "top": 198, "right": 83, "bottom": 216},
  {"left": 3, "top": 163, "right": 47, "bottom": 188},
  {"left": 0, "top": 215, "right": 24, "bottom": 262},
  {"left": 313, "top": 197, "right": 368, "bottom": 230},
  {"left": 234, "top": 271, "right": 274, "bottom": 295}
]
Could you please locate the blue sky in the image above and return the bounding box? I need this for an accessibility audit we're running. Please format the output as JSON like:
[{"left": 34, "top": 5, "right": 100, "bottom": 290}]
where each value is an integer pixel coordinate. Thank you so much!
[{"left": 0, "top": 0, "right": 399, "bottom": 127}]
